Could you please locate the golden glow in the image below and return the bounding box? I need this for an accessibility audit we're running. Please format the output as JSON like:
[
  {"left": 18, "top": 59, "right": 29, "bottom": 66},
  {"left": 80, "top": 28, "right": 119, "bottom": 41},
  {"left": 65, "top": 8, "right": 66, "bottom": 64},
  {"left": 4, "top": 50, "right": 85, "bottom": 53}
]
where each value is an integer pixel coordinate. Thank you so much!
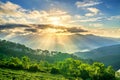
[
  {"left": 35, "top": 26, "right": 79, "bottom": 52},
  {"left": 40, "top": 27, "right": 67, "bottom": 35},
  {"left": 50, "top": 17, "right": 60, "bottom": 25},
  {"left": 37, "top": 33, "right": 78, "bottom": 53},
  {"left": 44, "top": 28, "right": 62, "bottom": 33}
]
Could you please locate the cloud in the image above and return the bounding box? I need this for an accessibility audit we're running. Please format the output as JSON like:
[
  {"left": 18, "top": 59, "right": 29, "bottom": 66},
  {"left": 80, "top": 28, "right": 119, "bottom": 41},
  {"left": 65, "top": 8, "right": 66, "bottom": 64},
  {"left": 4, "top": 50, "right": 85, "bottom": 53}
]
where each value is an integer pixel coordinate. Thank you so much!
[
  {"left": 0, "top": 1, "right": 119, "bottom": 39},
  {"left": 66, "top": 27, "right": 87, "bottom": 33},
  {"left": 0, "top": 1, "right": 28, "bottom": 24},
  {"left": 0, "top": 18, "right": 5, "bottom": 24},
  {"left": 74, "top": 15, "right": 82, "bottom": 19},
  {"left": 89, "top": 28, "right": 120, "bottom": 38},
  {"left": 74, "top": 17, "right": 102, "bottom": 22},
  {"left": 85, "top": 13, "right": 95, "bottom": 17},
  {"left": 85, "top": 7, "right": 100, "bottom": 16},
  {"left": 25, "top": 28, "right": 38, "bottom": 33},
  {"left": 0, "top": 1, "right": 72, "bottom": 25},
  {"left": 75, "top": 0, "right": 101, "bottom": 8},
  {"left": 0, "top": 1, "right": 103, "bottom": 26},
  {"left": 89, "top": 23, "right": 103, "bottom": 27},
  {"left": 0, "top": 1, "right": 25, "bottom": 17},
  {"left": 75, "top": 0, "right": 101, "bottom": 17},
  {"left": 87, "top": 8, "right": 99, "bottom": 14},
  {"left": 0, "top": 23, "right": 88, "bottom": 35},
  {"left": 107, "top": 15, "right": 120, "bottom": 20},
  {"left": 0, "top": 1, "right": 21, "bottom": 11},
  {"left": 0, "top": 24, "right": 30, "bottom": 29}
]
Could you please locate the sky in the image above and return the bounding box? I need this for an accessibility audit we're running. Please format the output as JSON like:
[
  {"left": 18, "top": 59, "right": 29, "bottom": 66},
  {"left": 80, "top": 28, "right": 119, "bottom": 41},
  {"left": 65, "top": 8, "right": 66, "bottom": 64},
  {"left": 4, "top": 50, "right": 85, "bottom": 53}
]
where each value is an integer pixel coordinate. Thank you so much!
[
  {"left": 0, "top": 0, "right": 120, "bottom": 36},
  {"left": 0, "top": 0, "right": 120, "bottom": 26},
  {"left": 0, "top": 0, "right": 120, "bottom": 52}
]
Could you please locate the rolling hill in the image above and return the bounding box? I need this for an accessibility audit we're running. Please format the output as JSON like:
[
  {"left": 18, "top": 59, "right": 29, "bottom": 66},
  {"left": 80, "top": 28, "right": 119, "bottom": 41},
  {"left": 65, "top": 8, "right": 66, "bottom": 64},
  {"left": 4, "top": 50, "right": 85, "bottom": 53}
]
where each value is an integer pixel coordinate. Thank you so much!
[
  {"left": 75, "top": 44, "right": 120, "bottom": 70},
  {"left": 0, "top": 39, "right": 82, "bottom": 63},
  {"left": 0, "top": 39, "right": 119, "bottom": 79}
]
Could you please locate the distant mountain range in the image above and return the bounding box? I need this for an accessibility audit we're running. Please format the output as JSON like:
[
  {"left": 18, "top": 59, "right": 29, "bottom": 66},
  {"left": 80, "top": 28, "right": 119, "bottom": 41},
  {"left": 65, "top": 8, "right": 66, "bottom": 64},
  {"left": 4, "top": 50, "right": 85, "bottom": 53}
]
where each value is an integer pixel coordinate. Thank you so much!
[
  {"left": 75, "top": 44, "right": 120, "bottom": 70},
  {"left": 0, "top": 24, "right": 120, "bottom": 52},
  {"left": 69, "top": 34, "right": 120, "bottom": 52}
]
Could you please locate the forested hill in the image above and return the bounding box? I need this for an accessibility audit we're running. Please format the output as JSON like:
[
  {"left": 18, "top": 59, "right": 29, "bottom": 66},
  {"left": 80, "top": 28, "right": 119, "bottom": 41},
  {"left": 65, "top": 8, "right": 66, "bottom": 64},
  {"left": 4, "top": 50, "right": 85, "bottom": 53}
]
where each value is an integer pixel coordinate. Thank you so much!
[
  {"left": 75, "top": 44, "right": 120, "bottom": 70},
  {"left": 0, "top": 39, "right": 119, "bottom": 80},
  {"left": 0, "top": 39, "right": 88, "bottom": 63}
]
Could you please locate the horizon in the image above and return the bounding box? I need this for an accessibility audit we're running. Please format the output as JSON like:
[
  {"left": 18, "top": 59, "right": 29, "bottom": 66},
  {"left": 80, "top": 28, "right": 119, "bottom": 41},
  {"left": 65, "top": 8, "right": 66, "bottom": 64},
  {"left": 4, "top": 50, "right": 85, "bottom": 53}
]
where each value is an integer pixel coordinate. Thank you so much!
[{"left": 0, "top": 0, "right": 120, "bottom": 52}]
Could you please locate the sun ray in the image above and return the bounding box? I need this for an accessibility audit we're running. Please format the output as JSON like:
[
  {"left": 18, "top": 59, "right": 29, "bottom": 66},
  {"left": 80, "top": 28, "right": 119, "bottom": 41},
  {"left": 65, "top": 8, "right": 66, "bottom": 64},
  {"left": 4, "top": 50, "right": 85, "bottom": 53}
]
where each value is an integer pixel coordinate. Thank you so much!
[
  {"left": 55, "top": 35, "right": 79, "bottom": 53},
  {"left": 33, "top": 32, "right": 79, "bottom": 53}
]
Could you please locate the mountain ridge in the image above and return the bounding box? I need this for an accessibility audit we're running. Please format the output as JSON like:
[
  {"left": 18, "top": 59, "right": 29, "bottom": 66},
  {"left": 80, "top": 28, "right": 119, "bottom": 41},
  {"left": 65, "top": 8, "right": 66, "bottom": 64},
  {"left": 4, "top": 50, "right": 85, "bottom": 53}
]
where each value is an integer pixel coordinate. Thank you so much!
[
  {"left": 75, "top": 44, "right": 120, "bottom": 70},
  {"left": 0, "top": 24, "right": 120, "bottom": 52}
]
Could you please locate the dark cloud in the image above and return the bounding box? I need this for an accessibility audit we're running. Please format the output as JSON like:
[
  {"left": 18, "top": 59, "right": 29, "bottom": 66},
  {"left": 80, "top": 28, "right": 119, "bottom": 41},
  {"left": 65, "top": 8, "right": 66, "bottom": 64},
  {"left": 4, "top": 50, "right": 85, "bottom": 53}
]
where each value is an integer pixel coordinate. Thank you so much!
[
  {"left": 31, "top": 24, "right": 47, "bottom": 29},
  {"left": 66, "top": 27, "right": 87, "bottom": 33},
  {"left": 0, "top": 24, "right": 30, "bottom": 30},
  {"left": 0, "top": 24, "right": 88, "bottom": 34},
  {"left": 35, "top": 24, "right": 65, "bottom": 29},
  {"left": 25, "top": 28, "right": 38, "bottom": 32},
  {"left": 35, "top": 24, "right": 87, "bottom": 33}
]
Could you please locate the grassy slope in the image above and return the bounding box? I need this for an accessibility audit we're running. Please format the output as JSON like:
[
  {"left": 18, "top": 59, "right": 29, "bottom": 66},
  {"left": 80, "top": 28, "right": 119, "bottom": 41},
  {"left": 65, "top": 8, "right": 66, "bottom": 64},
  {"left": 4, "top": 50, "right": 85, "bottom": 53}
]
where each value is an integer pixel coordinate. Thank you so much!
[
  {"left": 1, "top": 68, "right": 120, "bottom": 80},
  {"left": 0, "top": 68, "right": 67, "bottom": 80}
]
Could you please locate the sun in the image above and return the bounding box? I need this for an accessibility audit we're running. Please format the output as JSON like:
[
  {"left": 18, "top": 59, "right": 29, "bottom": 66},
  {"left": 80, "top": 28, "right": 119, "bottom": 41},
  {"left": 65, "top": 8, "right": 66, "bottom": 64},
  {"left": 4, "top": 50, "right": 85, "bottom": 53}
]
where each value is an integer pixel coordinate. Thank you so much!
[
  {"left": 49, "top": 17, "right": 62, "bottom": 26},
  {"left": 52, "top": 20, "right": 60, "bottom": 26}
]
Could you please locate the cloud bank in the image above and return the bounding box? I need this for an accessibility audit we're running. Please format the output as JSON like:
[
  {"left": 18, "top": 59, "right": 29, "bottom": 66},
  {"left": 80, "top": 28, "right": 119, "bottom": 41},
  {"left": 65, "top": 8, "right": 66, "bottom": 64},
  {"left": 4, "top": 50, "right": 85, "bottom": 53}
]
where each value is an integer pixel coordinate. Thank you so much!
[
  {"left": 0, "top": 1, "right": 71, "bottom": 25},
  {"left": 0, "top": 1, "right": 120, "bottom": 38}
]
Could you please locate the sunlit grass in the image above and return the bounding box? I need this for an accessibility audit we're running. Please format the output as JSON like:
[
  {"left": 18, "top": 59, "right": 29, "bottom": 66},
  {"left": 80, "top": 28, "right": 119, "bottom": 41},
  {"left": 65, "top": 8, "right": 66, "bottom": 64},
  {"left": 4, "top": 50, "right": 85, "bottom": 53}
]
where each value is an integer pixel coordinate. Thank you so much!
[{"left": 0, "top": 68, "right": 67, "bottom": 80}]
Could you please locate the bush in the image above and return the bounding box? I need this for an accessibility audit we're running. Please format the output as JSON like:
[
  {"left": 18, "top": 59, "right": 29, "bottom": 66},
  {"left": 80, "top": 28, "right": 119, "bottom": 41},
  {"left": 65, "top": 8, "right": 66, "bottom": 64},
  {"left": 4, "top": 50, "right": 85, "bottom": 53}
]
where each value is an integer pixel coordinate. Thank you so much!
[
  {"left": 50, "top": 67, "right": 60, "bottom": 74},
  {"left": 0, "top": 57, "right": 116, "bottom": 80},
  {"left": 28, "top": 64, "right": 40, "bottom": 72}
]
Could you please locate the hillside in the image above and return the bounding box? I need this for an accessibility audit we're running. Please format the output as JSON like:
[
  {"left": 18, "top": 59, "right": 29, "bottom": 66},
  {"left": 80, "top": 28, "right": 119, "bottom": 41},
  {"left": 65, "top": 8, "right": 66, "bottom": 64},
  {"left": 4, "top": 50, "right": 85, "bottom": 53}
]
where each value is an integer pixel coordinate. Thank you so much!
[
  {"left": 0, "top": 56, "right": 116, "bottom": 80},
  {"left": 0, "top": 39, "right": 119, "bottom": 80},
  {"left": 0, "top": 39, "right": 80, "bottom": 63},
  {"left": 0, "top": 68, "right": 66, "bottom": 80},
  {"left": 75, "top": 44, "right": 120, "bottom": 70},
  {"left": 1, "top": 68, "right": 119, "bottom": 80}
]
